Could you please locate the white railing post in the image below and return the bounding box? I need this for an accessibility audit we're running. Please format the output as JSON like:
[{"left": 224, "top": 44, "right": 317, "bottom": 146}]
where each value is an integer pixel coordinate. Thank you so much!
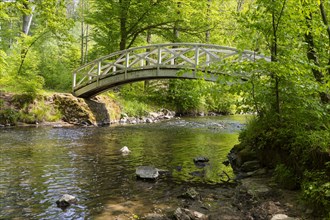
[
  {"left": 158, "top": 46, "right": 162, "bottom": 65},
  {"left": 98, "top": 61, "right": 101, "bottom": 75},
  {"left": 72, "top": 71, "right": 77, "bottom": 92},
  {"left": 195, "top": 46, "right": 199, "bottom": 67},
  {"left": 157, "top": 46, "right": 162, "bottom": 76},
  {"left": 125, "top": 52, "right": 129, "bottom": 79},
  {"left": 97, "top": 61, "right": 101, "bottom": 85},
  {"left": 206, "top": 52, "right": 210, "bottom": 67}
]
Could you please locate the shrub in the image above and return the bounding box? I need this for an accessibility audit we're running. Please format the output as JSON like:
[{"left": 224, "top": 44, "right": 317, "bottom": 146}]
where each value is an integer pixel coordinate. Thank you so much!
[
  {"left": 0, "top": 108, "right": 19, "bottom": 125},
  {"left": 302, "top": 170, "right": 330, "bottom": 216},
  {"left": 18, "top": 97, "right": 62, "bottom": 123},
  {"left": 121, "top": 99, "right": 151, "bottom": 117},
  {"left": 274, "top": 164, "right": 299, "bottom": 190}
]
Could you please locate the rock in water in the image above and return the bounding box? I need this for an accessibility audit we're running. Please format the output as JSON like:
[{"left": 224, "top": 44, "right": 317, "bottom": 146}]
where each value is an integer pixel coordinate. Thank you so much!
[
  {"left": 179, "top": 187, "right": 200, "bottom": 200},
  {"left": 271, "top": 214, "right": 297, "bottom": 220},
  {"left": 56, "top": 194, "right": 77, "bottom": 208},
  {"left": 136, "top": 166, "right": 159, "bottom": 179},
  {"left": 174, "top": 208, "right": 208, "bottom": 220},
  {"left": 193, "top": 156, "right": 209, "bottom": 168},
  {"left": 120, "top": 146, "right": 131, "bottom": 154},
  {"left": 193, "top": 157, "right": 209, "bottom": 163}
]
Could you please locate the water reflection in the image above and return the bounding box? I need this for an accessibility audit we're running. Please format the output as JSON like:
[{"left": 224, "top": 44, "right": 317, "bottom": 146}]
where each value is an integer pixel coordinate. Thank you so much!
[{"left": 0, "top": 115, "right": 248, "bottom": 219}]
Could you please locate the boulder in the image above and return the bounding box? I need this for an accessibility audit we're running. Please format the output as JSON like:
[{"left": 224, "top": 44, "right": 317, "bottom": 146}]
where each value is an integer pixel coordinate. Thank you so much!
[
  {"left": 146, "top": 118, "right": 153, "bottom": 123},
  {"left": 193, "top": 157, "right": 209, "bottom": 168},
  {"left": 240, "top": 178, "right": 272, "bottom": 197},
  {"left": 56, "top": 194, "right": 77, "bottom": 208},
  {"left": 227, "top": 145, "right": 258, "bottom": 172},
  {"left": 136, "top": 166, "right": 159, "bottom": 179},
  {"left": 240, "top": 160, "right": 261, "bottom": 172},
  {"left": 179, "top": 187, "right": 199, "bottom": 200},
  {"left": 271, "top": 214, "right": 297, "bottom": 220},
  {"left": 193, "top": 157, "right": 209, "bottom": 163},
  {"left": 174, "top": 208, "right": 208, "bottom": 220},
  {"left": 120, "top": 146, "right": 131, "bottom": 154},
  {"left": 149, "top": 112, "right": 161, "bottom": 118},
  {"left": 246, "top": 168, "right": 267, "bottom": 177},
  {"left": 144, "top": 213, "right": 171, "bottom": 220}
]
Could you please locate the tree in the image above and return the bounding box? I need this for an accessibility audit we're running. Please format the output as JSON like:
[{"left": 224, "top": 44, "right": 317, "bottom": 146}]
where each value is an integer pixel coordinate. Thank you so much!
[
  {"left": 301, "top": 0, "right": 330, "bottom": 103},
  {"left": 87, "top": 0, "right": 177, "bottom": 54}
]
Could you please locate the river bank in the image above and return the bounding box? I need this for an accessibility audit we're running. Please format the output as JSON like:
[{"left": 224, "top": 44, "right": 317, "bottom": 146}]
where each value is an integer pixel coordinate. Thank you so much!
[
  {"left": 129, "top": 174, "right": 312, "bottom": 220},
  {"left": 0, "top": 92, "right": 178, "bottom": 127}
]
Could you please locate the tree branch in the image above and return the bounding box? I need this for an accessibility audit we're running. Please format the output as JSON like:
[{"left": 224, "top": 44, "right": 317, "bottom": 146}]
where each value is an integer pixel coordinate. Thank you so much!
[
  {"left": 18, "top": 31, "right": 49, "bottom": 75},
  {"left": 126, "top": 21, "right": 176, "bottom": 48},
  {"left": 274, "top": 0, "right": 287, "bottom": 34},
  {"left": 126, "top": 0, "right": 165, "bottom": 35}
]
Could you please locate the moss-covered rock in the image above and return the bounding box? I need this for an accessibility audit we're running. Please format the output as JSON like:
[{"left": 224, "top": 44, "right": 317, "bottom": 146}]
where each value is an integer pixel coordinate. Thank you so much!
[
  {"left": 53, "top": 93, "right": 96, "bottom": 125},
  {"left": 53, "top": 93, "right": 121, "bottom": 126},
  {"left": 1, "top": 92, "right": 122, "bottom": 126}
]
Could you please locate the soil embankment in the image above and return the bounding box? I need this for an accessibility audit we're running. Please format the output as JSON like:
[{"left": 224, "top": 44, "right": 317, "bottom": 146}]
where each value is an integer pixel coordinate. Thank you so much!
[{"left": 0, "top": 92, "right": 121, "bottom": 127}]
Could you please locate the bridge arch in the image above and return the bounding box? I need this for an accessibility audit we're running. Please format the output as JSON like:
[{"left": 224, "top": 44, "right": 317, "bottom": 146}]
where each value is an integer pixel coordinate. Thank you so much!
[{"left": 72, "top": 43, "right": 270, "bottom": 98}]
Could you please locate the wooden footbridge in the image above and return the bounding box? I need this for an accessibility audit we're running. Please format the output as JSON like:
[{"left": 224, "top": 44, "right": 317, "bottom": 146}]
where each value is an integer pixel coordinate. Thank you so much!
[{"left": 72, "top": 43, "right": 270, "bottom": 98}]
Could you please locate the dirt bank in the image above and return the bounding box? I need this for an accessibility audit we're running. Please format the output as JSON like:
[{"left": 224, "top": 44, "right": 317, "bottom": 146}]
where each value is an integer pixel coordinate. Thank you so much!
[{"left": 0, "top": 92, "right": 122, "bottom": 126}]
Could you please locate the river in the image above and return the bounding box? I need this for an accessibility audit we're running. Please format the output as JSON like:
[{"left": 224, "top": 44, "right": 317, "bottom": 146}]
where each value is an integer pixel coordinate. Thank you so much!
[{"left": 0, "top": 115, "right": 249, "bottom": 219}]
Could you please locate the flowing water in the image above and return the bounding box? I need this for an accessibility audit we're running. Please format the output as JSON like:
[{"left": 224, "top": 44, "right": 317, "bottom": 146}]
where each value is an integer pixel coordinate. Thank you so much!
[{"left": 0, "top": 115, "right": 249, "bottom": 219}]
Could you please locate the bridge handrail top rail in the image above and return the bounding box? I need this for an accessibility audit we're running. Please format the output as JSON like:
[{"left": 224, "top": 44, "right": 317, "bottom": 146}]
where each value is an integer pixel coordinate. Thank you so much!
[{"left": 73, "top": 43, "right": 270, "bottom": 74}]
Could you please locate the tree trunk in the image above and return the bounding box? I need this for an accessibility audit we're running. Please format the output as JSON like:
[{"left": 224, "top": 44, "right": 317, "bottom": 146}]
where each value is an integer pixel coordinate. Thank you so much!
[
  {"left": 119, "top": 0, "right": 130, "bottom": 50},
  {"left": 80, "top": 0, "right": 89, "bottom": 64},
  {"left": 173, "top": 2, "right": 181, "bottom": 42},
  {"left": 319, "top": 0, "right": 330, "bottom": 76},
  {"left": 305, "top": 13, "right": 330, "bottom": 103},
  {"left": 271, "top": 1, "right": 280, "bottom": 115},
  {"left": 84, "top": 24, "right": 89, "bottom": 63},
  {"left": 80, "top": 5, "right": 85, "bottom": 64},
  {"left": 22, "top": 2, "right": 35, "bottom": 35},
  {"left": 205, "top": 0, "right": 211, "bottom": 43}
]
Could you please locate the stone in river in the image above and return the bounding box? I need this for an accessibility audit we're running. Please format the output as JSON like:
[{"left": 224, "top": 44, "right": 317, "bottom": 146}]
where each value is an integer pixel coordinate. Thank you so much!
[
  {"left": 136, "top": 166, "right": 159, "bottom": 179},
  {"left": 174, "top": 207, "right": 207, "bottom": 220},
  {"left": 193, "top": 157, "right": 209, "bottom": 163},
  {"left": 193, "top": 156, "right": 210, "bottom": 168},
  {"left": 120, "top": 146, "right": 131, "bottom": 154},
  {"left": 56, "top": 194, "right": 77, "bottom": 208}
]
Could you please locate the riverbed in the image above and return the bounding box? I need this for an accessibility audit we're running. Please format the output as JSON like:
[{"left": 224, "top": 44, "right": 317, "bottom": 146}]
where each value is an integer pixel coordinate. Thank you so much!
[{"left": 0, "top": 115, "right": 249, "bottom": 219}]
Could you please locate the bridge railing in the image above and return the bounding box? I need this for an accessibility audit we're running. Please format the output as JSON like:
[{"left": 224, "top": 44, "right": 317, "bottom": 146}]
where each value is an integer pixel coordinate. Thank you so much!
[{"left": 72, "top": 43, "right": 270, "bottom": 91}]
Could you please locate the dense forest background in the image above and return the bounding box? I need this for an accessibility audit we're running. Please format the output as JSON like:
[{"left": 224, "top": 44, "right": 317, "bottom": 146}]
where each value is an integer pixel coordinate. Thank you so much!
[{"left": 0, "top": 0, "right": 329, "bottom": 217}]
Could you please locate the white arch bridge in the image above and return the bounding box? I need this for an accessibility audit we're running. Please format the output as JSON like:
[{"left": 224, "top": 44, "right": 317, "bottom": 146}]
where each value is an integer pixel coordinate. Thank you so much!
[{"left": 72, "top": 43, "right": 270, "bottom": 98}]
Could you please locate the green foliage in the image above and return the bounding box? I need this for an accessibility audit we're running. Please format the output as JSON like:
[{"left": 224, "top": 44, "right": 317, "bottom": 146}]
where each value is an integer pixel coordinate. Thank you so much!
[
  {"left": 18, "top": 100, "right": 62, "bottom": 124},
  {"left": 302, "top": 170, "right": 330, "bottom": 216},
  {"left": 113, "top": 79, "right": 236, "bottom": 116},
  {"left": 274, "top": 164, "right": 299, "bottom": 190},
  {"left": 0, "top": 39, "right": 44, "bottom": 96},
  {"left": 166, "top": 79, "right": 236, "bottom": 115},
  {"left": 0, "top": 109, "right": 19, "bottom": 125},
  {"left": 167, "top": 79, "right": 205, "bottom": 114},
  {"left": 11, "top": 93, "right": 35, "bottom": 108},
  {"left": 120, "top": 99, "right": 151, "bottom": 118},
  {"left": 115, "top": 83, "right": 154, "bottom": 117},
  {"left": 38, "top": 39, "right": 80, "bottom": 91}
]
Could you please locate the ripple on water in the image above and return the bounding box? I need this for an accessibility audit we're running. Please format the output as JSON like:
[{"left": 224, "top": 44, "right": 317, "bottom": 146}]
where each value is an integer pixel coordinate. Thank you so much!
[{"left": 0, "top": 116, "right": 248, "bottom": 219}]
